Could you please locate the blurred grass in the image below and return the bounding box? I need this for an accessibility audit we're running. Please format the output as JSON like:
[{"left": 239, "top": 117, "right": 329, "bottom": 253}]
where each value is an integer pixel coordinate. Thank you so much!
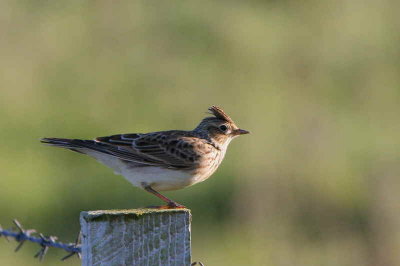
[{"left": 0, "top": 1, "right": 400, "bottom": 265}]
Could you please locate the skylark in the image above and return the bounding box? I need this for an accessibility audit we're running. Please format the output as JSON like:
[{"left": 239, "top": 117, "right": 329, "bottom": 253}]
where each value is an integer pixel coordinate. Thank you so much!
[{"left": 41, "top": 106, "right": 249, "bottom": 208}]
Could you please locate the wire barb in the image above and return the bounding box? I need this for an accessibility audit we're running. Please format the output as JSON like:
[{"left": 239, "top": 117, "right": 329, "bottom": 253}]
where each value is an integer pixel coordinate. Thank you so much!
[
  {"left": 0, "top": 219, "right": 81, "bottom": 261},
  {"left": 61, "top": 231, "right": 81, "bottom": 261},
  {"left": 34, "top": 233, "right": 57, "bottom": 261},
  {"left": 13, "top": 219, "right": 36, "bottom": 252}
]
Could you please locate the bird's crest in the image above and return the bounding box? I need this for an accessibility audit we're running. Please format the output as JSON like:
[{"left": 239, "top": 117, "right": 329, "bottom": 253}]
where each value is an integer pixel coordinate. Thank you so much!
[{"left": 208, "top": 106, "right": 234, "bottom": 123}]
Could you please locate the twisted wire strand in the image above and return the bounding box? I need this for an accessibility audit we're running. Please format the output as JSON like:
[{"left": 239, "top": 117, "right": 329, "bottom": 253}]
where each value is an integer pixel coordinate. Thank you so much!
[{"left": 0, "top": 219, "right": 81, "bottom": 261}]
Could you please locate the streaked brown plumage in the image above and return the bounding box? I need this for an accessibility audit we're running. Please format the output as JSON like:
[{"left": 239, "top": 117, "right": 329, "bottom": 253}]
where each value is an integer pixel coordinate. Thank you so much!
[{"left": 41, "top": 106, "right": 249, "bottom": 208}]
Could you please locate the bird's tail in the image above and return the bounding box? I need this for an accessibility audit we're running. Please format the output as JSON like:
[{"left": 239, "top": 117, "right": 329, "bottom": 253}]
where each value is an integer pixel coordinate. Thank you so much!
[
  {"left": 40, "top": 137, "right": 116, "bottom": 155},
  {"left": 40, "top": 137, "right": 94, "bottom": 154},
  {"left": 40, "top": 138, "right": 77, "bottom": 148}
]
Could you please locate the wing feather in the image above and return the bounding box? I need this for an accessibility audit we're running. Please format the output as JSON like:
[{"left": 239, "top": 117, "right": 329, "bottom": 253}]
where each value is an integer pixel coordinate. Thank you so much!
[{"left": 95, "top": 131, "right": 209, "bottom": 169}]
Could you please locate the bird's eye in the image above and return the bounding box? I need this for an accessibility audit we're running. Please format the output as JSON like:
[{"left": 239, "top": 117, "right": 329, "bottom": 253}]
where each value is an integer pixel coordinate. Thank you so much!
[{"left": 219, "top": 125, "right": 228, "bottom": 132}]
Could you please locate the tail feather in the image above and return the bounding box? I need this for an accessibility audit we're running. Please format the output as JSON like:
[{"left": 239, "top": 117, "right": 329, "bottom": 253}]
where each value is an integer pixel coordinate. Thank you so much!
[
  {"left": 40, "top": 137, "right": 126, "bottom": 171},
  {"left": 41, "top": 137, "right": 98, "bottom": 152},
  {"left": 40, "top": 137, "right": 115, "bottom": 155},
  {"left": 41, "top": 137, "right": 157, "bottom": 166},
  {"left": 41, "top": 137, "right": 88, "bottom": 153},
  {"left": 40, "top": 138, "right": 76, "bottom": 147}
]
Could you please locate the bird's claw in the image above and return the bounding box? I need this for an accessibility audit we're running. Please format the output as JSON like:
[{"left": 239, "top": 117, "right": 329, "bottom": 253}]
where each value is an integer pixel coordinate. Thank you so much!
[
  {"left": 167, "top": 201, "right": 186, "bottom": 209},
  {"left": 145, "top": 202, "right": 186, "bottom": 209}
]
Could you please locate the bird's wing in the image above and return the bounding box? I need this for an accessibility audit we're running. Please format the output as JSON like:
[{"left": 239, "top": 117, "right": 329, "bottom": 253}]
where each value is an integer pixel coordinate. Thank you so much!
[{"left": 95, "top": 131, "right": 209, "bottom": 169}]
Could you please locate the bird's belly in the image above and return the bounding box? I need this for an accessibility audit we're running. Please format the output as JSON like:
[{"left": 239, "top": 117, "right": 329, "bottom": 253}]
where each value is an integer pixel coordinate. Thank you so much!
[
  {"left": 121, "top": 166, "right": 197, "bottom": 191},
  {"left": 88, "top": 150, "right": 222, "bottom": 191}
]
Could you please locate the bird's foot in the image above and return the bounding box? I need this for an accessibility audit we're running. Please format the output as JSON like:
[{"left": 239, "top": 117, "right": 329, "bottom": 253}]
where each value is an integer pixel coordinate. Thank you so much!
[
  {"left": 167, "top": 201, "right": 186, "bottom": 209},
  {"left": 145, "top": 201, "right": 186, "bottom": 209}
]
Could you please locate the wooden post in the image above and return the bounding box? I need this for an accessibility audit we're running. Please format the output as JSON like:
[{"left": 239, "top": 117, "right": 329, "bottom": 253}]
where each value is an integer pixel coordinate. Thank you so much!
[{"left": 80, "top": 209, "right": 191, "bottom": 266}]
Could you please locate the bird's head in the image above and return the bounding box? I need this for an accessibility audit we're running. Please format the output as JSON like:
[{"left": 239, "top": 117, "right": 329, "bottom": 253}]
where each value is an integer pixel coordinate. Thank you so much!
[{"left": 195, "top": 106, "right": 249, "bottom": 146}]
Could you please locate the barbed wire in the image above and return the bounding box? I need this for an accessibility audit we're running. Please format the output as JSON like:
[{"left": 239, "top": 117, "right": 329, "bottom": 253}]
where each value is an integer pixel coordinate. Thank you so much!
[{"left": 0, "top": 219, "right": 81, "bottom": 261}]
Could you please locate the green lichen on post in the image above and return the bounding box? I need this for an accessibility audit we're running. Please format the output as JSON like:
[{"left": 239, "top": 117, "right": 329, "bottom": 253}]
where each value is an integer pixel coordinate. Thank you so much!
[
  {"left": 80, "top": 208, "right": 192, "bottom": 266},
  {"left": 82, "top": 208, "right": 191, "bottom": 221}
]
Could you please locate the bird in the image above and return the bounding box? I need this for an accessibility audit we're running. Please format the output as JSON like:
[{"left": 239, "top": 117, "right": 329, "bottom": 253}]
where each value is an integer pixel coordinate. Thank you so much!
[{"left": 41, "top": 106, "right": 249, "bottom": 208}]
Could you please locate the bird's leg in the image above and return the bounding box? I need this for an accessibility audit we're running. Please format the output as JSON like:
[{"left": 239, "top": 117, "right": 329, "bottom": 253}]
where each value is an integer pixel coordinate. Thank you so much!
[{"left": 144, "top": 185, "right": 186, "bottom": 209}]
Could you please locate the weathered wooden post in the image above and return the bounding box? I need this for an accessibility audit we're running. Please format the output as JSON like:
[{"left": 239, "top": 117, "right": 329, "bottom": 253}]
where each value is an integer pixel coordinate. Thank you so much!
[{"left": 80, "top": 209, "right": 191, "bottom": 266}]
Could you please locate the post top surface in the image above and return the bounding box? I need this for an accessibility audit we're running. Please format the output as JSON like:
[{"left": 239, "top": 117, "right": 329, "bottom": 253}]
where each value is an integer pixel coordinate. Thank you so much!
[{"left": 81, "top": 208, "right": 191, "bottom": 221}]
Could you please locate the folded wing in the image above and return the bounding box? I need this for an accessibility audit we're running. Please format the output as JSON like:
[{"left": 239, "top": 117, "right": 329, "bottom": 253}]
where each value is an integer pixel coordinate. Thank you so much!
[{"left": 95, "top": 132, "right": 205, "bottom": 169}]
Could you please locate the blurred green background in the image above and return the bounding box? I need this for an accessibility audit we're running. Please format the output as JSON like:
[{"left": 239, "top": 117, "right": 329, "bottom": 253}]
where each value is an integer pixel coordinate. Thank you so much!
[{"left": 1, "top": 1, "right": 399, "bottom": 265}]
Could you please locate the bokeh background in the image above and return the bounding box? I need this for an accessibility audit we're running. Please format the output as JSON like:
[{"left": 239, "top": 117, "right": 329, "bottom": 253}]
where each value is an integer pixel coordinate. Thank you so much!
[{"left": 1, "top": 1, "right": 399, "bottom": 265}]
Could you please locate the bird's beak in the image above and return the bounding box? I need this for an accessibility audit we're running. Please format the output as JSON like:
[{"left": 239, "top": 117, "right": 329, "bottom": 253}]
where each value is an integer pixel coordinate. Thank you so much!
[{"left": 235, "top": 129, "right": 250, "bottom": 135}]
